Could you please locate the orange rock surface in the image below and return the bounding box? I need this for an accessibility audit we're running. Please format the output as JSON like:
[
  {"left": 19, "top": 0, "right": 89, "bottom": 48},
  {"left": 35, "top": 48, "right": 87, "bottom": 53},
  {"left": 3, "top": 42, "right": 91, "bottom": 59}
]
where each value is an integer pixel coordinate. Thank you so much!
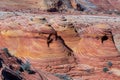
[
  {"left": 1, "top": 0, "right": 120, "bottom": 12},
  {"left": 0, "top": 0, "right": 120, "bottom": 80},
  {"left": 0, "top": 12, "right": 120, "bottom": 80}
]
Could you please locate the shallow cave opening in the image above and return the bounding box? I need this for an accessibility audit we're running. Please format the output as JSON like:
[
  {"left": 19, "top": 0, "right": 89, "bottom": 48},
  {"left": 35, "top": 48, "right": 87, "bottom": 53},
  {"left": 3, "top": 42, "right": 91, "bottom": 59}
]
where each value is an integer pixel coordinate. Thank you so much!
[
  {"left": 101, "top": 35, "right": 108, "bottom": 43},
  {"left": 47, "top": 8, "right": 58, "bottom": 12}
]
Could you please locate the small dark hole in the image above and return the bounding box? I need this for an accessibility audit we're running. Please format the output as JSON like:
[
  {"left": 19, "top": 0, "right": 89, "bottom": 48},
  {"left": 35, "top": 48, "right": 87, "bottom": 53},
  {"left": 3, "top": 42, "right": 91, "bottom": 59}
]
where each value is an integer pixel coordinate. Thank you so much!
[{"left": 101, "top": 35, "right": 108, "bottom": 43}]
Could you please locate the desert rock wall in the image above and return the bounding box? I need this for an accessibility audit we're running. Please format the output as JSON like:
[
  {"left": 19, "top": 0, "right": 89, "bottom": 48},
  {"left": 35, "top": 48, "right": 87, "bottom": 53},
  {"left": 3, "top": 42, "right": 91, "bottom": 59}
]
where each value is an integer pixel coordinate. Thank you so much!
[
  {"left": 1, "top": 0, "right": 120, "bottom": 12},
  {"left": 0, "top": 12, "right": 120, "bottom": 65}
]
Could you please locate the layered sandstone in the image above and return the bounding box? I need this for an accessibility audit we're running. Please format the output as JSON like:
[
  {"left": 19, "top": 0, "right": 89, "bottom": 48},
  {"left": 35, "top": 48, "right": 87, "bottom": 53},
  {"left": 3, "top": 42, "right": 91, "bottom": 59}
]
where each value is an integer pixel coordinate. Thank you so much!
[
  {"left": 1, "top": 0, "right": 120, "bottom": 13},
  {"left": 0, "top": 11, "right": 120, "bottom": 80},
  {"left": 0, "top": 48, "right": 61, "bottom": 80},
  {"left": 0, "top": 1, "right": 120, "bottom": 80}
]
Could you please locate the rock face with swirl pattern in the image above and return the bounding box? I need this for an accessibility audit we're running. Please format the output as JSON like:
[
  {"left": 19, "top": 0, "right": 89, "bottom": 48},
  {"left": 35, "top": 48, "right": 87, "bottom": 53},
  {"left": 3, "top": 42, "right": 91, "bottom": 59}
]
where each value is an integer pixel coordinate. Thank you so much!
[{"left": 0, "top": 0, "right": 120, "bottom": 80}]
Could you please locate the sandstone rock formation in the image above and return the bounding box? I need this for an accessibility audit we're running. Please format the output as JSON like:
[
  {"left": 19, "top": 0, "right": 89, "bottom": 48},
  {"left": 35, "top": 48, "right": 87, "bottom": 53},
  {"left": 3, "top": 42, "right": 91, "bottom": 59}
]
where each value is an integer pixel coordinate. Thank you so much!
[
  {"left": 1, "top": 0, "right": 120, "bottom": 13},
  {"left": 0, "top": 0, "right": 120, "bottom": 80},
  {"left": 0, "top": 11, "right": 120, "bottom": 80},
  {"left": 0, "top": 48, "right": 61, "bottom": 80}
]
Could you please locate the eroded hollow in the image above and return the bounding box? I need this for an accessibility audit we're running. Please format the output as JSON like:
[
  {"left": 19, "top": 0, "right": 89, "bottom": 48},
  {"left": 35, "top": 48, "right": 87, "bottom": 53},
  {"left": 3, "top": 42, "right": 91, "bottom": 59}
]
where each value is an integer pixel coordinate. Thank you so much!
[
  {"left": 101, "top": 35, "right": 108, "bottom": 43},
  {"left": 47, "top": 8, "right": 58, "bottom": 12}
]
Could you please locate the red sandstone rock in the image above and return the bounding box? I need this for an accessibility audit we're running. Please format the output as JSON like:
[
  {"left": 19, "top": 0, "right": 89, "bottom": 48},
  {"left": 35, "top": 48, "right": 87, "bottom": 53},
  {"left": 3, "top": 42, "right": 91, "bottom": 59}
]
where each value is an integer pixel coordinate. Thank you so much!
[
  {"left": 0, "top": 12, "right": 120, "bottom": 80},
  {"left": 0, "top": 1, "right": 120, "bottom": 80},
  {"left": 0, "top": 0, "right": 120, "bottom": 13}
]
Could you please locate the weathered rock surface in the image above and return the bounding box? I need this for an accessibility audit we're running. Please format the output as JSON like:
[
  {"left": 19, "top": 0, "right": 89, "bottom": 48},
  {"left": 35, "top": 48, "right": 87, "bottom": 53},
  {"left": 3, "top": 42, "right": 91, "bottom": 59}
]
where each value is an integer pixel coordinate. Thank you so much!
[
  {"left": 0, "top": 1, "right": 120, "bottom": 80},
  {"left": 90, "top": 0, "right": 120, "bottom": 11},
  {"left": 0, "top": 11, "right": 120, "bottom": 80},
  {"left": 0, "top": 48, "right": 61, "bottom": 80},
  {"left": 0, "top": 0, "right": 120, "bottom": 13}
]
